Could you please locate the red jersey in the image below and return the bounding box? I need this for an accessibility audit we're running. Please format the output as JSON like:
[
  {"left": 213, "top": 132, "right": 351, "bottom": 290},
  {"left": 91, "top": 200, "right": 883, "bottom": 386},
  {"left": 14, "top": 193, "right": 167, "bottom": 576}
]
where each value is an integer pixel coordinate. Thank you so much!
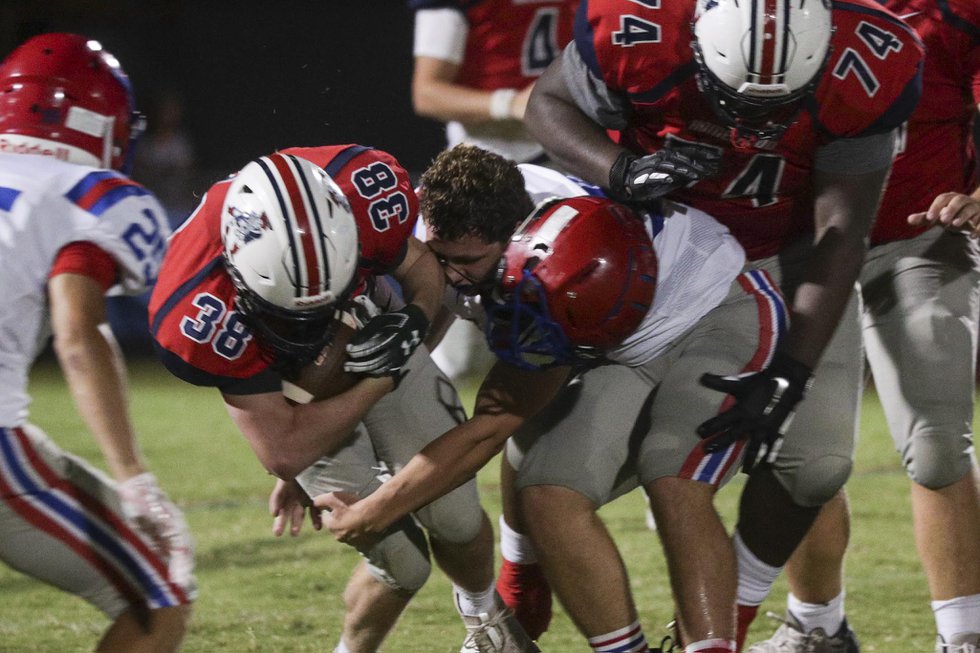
[
  {"left": 148, "top": 145, "right": 419, "bottom": 393},
  {"left": 870, "top": 0, "right": 980, "bottom": 245},
  {"left": 411, "top": 0, "right": 577, "bottom": 90},
  {"left": 576, "top": 0, "right": 924, "bottom": 258}
]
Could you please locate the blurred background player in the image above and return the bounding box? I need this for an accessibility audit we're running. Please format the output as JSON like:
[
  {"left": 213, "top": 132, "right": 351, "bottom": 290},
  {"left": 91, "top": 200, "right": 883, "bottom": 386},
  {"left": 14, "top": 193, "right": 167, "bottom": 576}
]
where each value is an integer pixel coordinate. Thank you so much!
[
  {"left": 0, "top": 33, "right": 195, "bottom": 653},
  {"left": 523, "top": 0, "right": 923, "bottom": 647},
  {"left": 148, "top": 144, "right": 537, "bottom": 653},
  {"left": 748, "top": 2, "right": 980, "bottom": 651},
  {"left": 408, "top": 0, "right": 578, "bottom": 384},
  {"left": 321, "top": 147, "right": 785, "bottom": 653}
]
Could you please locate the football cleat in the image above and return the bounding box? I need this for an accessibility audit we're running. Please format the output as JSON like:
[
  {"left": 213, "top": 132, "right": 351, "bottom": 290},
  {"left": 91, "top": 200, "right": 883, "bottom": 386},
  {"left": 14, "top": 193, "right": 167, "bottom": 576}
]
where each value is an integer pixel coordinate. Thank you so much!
[
  {"left": 936, "top": 632, "right": 979, "bottom": 653},
  {"left": 457, "top": 590, "right": 541, "bottom": 653},
  {"left": 745, "top": 611, "right": 859, "bottom": 653}
]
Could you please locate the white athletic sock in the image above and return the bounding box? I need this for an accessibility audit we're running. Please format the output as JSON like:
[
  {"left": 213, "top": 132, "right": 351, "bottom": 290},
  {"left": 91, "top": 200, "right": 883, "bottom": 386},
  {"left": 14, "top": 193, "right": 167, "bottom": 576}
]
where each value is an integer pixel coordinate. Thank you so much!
[
  {"left": 333, "top": 641, "right": 352, "bottom": 653},
  {"left": 499, "top": 514, "right": 538, "bottom": 564},
  {"left": 933, "top": 593, "right": 980, "bottom": 641},
  {"left": 787, "top": 591, "right": 845, "bottom": 635},
  {"left": 454, "top": 581, "right": 497, "bottom": 617},
  {"left": 685, "top": 638, "right": 737, "bottom": 652},
  {"left": 734, "top": 530, "right": 782, "bottom": 607},
  {"left": 588, "top": 621, "right": 648, "bottom": 652}
]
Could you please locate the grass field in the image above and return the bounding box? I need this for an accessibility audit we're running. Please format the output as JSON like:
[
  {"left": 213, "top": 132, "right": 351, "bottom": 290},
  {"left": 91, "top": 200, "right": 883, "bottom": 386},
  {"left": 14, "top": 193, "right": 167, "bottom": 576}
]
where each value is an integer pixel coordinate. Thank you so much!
[{"left": 0, "top": 356, "right": 943, "bottom": 652}]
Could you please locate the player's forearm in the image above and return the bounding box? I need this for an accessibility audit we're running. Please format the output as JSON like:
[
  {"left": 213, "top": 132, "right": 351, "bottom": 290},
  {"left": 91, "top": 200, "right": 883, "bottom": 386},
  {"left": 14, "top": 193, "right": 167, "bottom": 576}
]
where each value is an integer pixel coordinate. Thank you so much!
[
  {"left": 356, "top": 414, "right": 519, "bottom": 532},
  {"left": 781, "top": 168, "right": 883, "bottom": 367},
  {"left": 230, "top": 376, "right": 393, "bottom": 479},
  {"left": 413, "top": 76, "right": 515, "bottom": 123},
  {"left": 781, "top": 230, "right": 866, "bottom": 368},
  {"left": 54, "top": 321, "right": 145, "bottom": 481}
]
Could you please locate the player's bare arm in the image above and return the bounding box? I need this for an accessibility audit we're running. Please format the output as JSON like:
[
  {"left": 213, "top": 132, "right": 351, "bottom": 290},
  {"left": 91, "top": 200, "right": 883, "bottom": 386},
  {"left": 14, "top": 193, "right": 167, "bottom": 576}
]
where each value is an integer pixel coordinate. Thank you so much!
[
  {"left": 48, "top": 272, "right": 146, "bottom": 481},
  {"left": 782, "top": 162, "right": 889, "bottom": 368},
  {"left": 413, "top": 55, "right": 513, "bottom": 123},
  {"left": 222, "top": 375, "right": 394, "bottom": 480},
  {"left": 318, "top": 361, "right": 570, "bottom": 547},
  {"left": 524, "top": 56, "right": 623, "bottom": 184},
  {"left": 392, "top": 235, "right": 445, "bottom": 323}
]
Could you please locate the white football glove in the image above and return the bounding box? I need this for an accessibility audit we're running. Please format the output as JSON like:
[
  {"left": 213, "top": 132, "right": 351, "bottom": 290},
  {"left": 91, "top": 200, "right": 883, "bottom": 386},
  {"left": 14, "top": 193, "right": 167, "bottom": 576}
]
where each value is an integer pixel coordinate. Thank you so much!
[{"left": 118, "top": 472, "right": 195, "bottom": 589}]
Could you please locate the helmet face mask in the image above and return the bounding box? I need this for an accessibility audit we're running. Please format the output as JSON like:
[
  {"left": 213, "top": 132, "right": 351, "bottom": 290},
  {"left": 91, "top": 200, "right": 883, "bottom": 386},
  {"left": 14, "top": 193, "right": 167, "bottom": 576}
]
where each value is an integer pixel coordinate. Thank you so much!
[
  {"left": 485, "top": 270, "right": 599, "bottom": 371},
  {"left": 691, "top": 0, "right": 833, "bottom": 144},
  {"left": 485, "top": 196, "right": 657, "bottom": 371},
  {"left": 0, "top": 33, "right": 142, "bottom": 170},
  {"left": 228, "top": 262, "right": 348, "bottom": 367},
  {"left": 221, "top": 153, "right": 360, "bottom": 368}
]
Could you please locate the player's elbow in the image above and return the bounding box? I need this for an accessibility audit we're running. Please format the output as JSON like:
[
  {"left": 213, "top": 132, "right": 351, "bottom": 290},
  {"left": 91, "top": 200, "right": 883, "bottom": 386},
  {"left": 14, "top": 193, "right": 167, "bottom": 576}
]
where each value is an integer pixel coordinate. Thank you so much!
[
  {"left": 411, "top": 84, "right": 441, "bottom": 120},
  {"left": 259, "top": 451, "right": 312, "bottom": 481}
]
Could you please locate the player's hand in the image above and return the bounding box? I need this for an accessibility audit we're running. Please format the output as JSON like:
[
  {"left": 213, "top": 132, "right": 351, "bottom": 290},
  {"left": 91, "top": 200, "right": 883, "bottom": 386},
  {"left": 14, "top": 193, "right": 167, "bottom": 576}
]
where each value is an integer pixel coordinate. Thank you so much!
[
  {"left": 316, "top": 491, "right": 383, "bottom": 549},
  {"left": 344, "top": 304, "right": 429, "bottom": 376},
  {"left": 907, "top": 191, "right": 980, "bottom": 239},
  {"left": 609, "top": 145, "right": 722, "bottom": 205},
  {"left": 118, "top": 472, "right": 195, "bottom": 587},
  {"left": 269, "top": 478, "right": 320, "bottom": 536},
  {"left": 696, "top": 352, "right": 813, "bottom": 473}
]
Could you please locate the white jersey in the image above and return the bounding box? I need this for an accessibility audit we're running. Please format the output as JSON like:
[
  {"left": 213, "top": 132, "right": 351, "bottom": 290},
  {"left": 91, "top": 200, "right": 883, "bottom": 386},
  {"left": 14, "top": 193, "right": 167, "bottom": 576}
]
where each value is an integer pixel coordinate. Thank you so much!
[
  {"left": 419, "top": 164, "right": 745, "bottom": 367},
  {"left": 0, "top": 153, "right": 170, "bottom": 425}
]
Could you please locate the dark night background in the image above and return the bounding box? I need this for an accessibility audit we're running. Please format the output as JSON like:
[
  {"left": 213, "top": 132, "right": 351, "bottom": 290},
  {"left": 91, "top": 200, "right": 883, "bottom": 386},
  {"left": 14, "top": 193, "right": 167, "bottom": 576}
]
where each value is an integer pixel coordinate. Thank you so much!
[
  {"left": 4, "top": 0, "right": 450, "bottom": 350},
  {"left": 3, "top": 1, "right": 448, "bottom": 189}
]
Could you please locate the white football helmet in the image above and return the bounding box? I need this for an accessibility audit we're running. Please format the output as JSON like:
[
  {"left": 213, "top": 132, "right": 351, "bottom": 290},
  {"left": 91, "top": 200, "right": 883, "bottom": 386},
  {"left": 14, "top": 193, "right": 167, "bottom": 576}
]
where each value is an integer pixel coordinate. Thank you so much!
[
  {"left": 221, "top": 152, "right": 360, "bottom": 363},
  {"left": 692, "top": 0, "right": 833, "bottom": 142}
]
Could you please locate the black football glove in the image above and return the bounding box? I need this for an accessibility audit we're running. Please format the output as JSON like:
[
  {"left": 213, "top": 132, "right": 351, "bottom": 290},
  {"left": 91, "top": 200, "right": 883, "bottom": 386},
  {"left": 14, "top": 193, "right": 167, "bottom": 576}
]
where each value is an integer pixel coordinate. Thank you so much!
[
  {"left": 696, "top": 351, "right": 813, "bottom": 474},
  {"left": 344, "top": 304, "right": 429, "bottom": 377},
  {"left": 608, "top": 145, "right": 722, "bottom": 205}
]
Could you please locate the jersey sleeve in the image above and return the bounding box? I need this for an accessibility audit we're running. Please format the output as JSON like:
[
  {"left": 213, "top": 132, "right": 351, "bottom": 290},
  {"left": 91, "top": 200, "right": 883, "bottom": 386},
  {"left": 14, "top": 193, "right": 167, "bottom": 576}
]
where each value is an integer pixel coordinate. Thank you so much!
[
  {"left": 813, "top": 2, "right": 925, "bottom": 138},
  {"left": 63, "top": 170, "right": 171, "bottom": 295},
  {"left": 561, "top": 42, "right": 632, "bottom": 131},
  {"left": 413, "top": 7, "right": 468, "bottom": 62},
  {"left": 574, "top": 0, "right": 696, "bottom": 97},
  {"left": 279, "top": 145, "right": 419, "bottom": 277},
  {"left": 50, "top": 241, "right": 118, "bottom": 291}
]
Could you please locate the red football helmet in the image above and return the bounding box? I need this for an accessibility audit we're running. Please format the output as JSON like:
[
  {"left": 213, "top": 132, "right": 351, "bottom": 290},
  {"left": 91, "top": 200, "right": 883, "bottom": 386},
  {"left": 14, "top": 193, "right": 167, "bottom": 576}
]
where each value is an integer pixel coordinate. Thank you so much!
[
  {"left": 487, "top": 195, "right": 658, "bottom": 369},
  {"left": 0, "top": 33, "right": 143, "bottom": 170}
]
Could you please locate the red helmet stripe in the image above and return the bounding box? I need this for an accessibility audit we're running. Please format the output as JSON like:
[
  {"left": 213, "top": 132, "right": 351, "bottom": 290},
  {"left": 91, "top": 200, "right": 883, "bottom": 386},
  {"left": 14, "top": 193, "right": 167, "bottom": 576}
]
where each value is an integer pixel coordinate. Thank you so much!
[
  {"left": 268, "top": 153, "right": 321, "bottom": 296},
  {"left": 758, "top": 0, "right": 780, "bottom": 84}
]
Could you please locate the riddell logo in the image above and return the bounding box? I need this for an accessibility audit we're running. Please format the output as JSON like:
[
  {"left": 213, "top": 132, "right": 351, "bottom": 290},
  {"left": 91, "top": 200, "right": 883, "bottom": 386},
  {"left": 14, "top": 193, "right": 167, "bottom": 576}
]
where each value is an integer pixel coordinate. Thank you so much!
[
  {"left": 295, "top": 296, "right": 330, "bottom": 308},
  {"left": 0, "top": 137, "right": 71, "bottom": 160}
]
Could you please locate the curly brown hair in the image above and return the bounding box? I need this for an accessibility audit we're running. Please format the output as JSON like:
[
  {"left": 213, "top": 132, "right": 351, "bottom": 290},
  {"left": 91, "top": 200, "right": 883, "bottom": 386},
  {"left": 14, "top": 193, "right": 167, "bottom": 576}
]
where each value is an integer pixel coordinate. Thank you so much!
[{"left": 419, "top": 145, "right": 534, "bottom": 244}]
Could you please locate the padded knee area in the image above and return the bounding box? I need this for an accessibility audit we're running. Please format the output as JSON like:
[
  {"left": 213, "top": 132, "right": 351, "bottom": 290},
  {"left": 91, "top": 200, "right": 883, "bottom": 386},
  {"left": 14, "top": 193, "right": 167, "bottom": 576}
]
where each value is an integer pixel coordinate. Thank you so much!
[
  {"left": 363, "top": 518, "right": 432, "bottom": 594},
  {"left": 780, "top": 455, "right": 852, "bottom": 508},
  {"left": 413, "top": 482, "right": 484, "bottom": 545},
  {"left": 904, "top": 430, "right": 974, "bottom": 490}
]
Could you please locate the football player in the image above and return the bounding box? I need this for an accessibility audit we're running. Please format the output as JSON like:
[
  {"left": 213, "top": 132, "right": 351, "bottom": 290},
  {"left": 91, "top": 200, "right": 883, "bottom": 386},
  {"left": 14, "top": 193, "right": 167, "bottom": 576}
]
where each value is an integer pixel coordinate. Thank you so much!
[
  {"left": 408, "top": 0, "right": 579, "bottom": 387},
  {"left": 409, "top": 0, "right": 577, "bottom": 165},
  {"left": 320, "top": 144, "right": 784, "bottom": 653},
  {"left": 148, "top": 144, "right": 538, "bottom": 653},
  {"left": 522, "top": 0, "right": 924, "bottom": 647},
  {"left": 750, "top": 1, "right": 980, "bottom": 651},
  {"left": 0, "top": 33, "right": 195, "bottom": 652}
]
